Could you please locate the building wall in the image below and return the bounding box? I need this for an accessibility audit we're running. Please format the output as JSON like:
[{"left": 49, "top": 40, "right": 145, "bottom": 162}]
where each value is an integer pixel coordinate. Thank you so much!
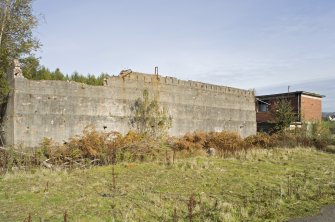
[
  {"left": 256, "top": 95, "right": 299, "bottom": 123},
  {"left": 2, "top": 72, "right": 256, "bottom": 147},
  {"left": 301, "top": 95, "right": 322, "bottom": 121},
  {"left": 256, "top": 93, "right": 323, "bottom": 132},
  {"left": 256, "top": 111, "right": 273, "bottom": 123}
]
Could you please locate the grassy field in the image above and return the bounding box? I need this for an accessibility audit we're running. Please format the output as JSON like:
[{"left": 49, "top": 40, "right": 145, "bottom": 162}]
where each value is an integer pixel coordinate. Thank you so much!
[{"left": 1, "top": 148, "right": 335, "bottom": 221}]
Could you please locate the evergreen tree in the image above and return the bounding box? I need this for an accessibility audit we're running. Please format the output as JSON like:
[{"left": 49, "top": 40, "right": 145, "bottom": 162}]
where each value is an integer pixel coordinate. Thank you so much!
[
  {"left": 53, "top": 68, "right": 64, "bottom": 80},
  {"left": 37, "top": 66, "right": 51, "bottom": 80},
  {"left": 21, "top": 56, "right": 39, "bottom": 79},
  {"left": 271, "top": 99, "right": 295, "bottom": 132}
]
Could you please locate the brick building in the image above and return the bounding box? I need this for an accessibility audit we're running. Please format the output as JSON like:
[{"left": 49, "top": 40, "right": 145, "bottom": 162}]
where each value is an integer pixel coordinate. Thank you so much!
[{"left": 256, "top": 91, "right": 324, "bottom": 132}]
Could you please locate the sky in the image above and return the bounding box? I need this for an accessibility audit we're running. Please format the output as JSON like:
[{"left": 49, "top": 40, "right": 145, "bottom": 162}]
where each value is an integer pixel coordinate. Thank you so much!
[{"left": 32, "top": 0, "right": 335, "bottom": 111}]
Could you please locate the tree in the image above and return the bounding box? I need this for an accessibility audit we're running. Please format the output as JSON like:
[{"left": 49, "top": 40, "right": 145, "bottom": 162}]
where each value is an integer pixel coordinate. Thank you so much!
[
  {"left": 36, "top": 66, "right": 51, "bottom": 80},
  {"left": 21, "top": 55, "right": 39, "bottom": 79},
  {"left": 271, "top": 99, "right": 295, "bottom": 132},
  {"left": 130, "top": 89, "right": 172, "bottom": 139},
  {"left": 0, "top": 0, "right": 40, "bottom": 104},
  {"left": 53, "top": 68, "right": 64, "bottom": 80}
]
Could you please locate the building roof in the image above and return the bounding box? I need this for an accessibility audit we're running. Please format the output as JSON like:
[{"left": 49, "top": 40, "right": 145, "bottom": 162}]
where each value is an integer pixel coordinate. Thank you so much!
[{"left": 256, "top": 91, "right": 325, "bottom": 99}]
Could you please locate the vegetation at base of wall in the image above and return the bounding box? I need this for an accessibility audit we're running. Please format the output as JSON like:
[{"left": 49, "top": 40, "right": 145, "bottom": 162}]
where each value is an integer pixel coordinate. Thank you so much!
[
  {"left": 173, "top": 122, "right": 333, "bottom": 155},
  {"left": 0, "top": 121, "right": 334, "bottom": 221},
  {"left": 1, "top": 148, "right": 335, "bottom": 221},
  {"left": 0, "top": 127, "right": 174, "bottom": 172},
  {"left": 173, "top": 131, "right": 247, "bottom": 156},
  {"left": 1, "top": 122, "right": 334, "bottom": 173}
]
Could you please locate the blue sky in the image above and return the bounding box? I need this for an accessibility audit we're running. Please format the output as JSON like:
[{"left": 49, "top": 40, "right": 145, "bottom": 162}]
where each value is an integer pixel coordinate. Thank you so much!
[{"left": 32, "top": 0, "right": 335, "bottom": 111}]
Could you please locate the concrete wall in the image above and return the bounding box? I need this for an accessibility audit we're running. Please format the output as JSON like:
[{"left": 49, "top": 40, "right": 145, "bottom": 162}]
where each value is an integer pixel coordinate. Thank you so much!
[
  {"left": 1, "top": 76, "right": 15, "bottom": 146},
  {"left": 2, "top": 71, "right": 256, "bottom": 147}
]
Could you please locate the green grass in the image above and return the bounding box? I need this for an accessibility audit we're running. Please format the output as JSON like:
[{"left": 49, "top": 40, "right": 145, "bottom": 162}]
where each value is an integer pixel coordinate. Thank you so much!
[{"left": 1, "top": 148, "right": 335, "bottom": 221}]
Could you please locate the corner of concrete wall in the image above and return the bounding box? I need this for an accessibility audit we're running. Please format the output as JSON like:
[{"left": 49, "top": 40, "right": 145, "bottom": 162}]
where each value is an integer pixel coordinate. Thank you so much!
[
  {"left": 1, "top": 89, "right": 14, "bottom": 146},
  {"left": 1, "top": 68, "right": 17, "bottom": 146}
]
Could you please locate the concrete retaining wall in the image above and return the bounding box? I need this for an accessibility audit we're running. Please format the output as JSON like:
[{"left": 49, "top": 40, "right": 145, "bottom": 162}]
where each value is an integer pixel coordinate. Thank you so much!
[{"left": 2, "top": 71, "right": 256, "bottom": 147}]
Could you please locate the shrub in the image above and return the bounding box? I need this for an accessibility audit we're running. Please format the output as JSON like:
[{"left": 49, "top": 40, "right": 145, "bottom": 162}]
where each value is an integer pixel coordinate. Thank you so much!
[
  {"left": 173, "top": 131, "right": 207, "bottom": 151},
  {"left": 313, "top": 138, "right": 329, "bottom": 150},
  {"left": 130, "top": 89, "right": 172, "bottom": 139},
  {"left": 269, "top": 133, "right": 297, "bottom": 148},
  {"left": 244, "top": 133, "right": 272, "bottom": 148},
  {"left": 268, "top": 125, "right": 331, "bottom": 150},
  {"left": 67, "top": 126, "right": 106, "bottom": 157},
  {"left": 310, "top": 122, "right": 331, "bottom": 141},
  {"left": 112, "top": 130, "right": 167, "bottom": 162},
  {"left": 34, "top": 127, "right": 171, "bottom": 166},
  {"left": 296, "top": 135, "right": 313, "bottom": 147},
  {"left": 207, "top": 131, "right": 245, "bottom": 154},
  {"left": 0, "top": 145, "right": 42, "bottom": 172}
]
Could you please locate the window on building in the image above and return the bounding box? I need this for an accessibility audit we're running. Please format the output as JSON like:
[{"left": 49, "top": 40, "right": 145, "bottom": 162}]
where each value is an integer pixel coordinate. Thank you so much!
[{"left": 258, "top": 100, "right": 269, "bottom": 112}]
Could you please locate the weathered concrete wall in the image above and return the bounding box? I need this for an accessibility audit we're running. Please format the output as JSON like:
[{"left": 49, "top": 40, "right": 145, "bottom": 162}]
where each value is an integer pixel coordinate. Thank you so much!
[
  {"left": 107, "top": 73, "right": 256, "bottom": 137},
  {"left": 2, "top": 71, "right": 256, "bottom": 147}
]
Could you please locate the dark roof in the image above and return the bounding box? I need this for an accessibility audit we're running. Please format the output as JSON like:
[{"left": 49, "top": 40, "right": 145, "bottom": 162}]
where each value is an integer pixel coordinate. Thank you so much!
[{"left": 256, "top": 91, "right": 325, "bottom": 99}]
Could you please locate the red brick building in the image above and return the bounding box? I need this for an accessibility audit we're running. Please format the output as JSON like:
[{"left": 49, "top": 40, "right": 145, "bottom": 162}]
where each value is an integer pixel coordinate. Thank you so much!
[{"left": 256, "top": 91, "right": 324, "bottom": 132}]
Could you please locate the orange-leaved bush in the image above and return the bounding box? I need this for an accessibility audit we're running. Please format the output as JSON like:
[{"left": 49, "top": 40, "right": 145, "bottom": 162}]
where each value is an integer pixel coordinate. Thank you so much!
[
  {"left": 244, "top": 133, "right": 272, "bottom": 148},
  {"left": 207, "top": 131, "right": 245, "bottom": 153}
]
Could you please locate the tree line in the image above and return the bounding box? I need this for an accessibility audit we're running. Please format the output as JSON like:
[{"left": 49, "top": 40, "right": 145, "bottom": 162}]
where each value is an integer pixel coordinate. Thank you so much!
[{"left": 21, "top": 57, "right": 109, "bottom": 86}]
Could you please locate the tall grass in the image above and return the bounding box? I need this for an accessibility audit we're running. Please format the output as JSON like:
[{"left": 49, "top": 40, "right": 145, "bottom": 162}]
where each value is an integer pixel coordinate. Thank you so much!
[{"left": 1, "top": 122, "right": 333, "bottom": 173}]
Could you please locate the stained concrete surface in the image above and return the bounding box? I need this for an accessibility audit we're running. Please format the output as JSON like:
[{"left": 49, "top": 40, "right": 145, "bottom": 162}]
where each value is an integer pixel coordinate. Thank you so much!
[{"left": 2, "top": 72, "right": 257, "bottom": 147}]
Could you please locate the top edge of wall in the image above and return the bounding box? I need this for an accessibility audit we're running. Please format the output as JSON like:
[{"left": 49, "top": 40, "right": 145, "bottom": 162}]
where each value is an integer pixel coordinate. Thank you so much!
[
  {"left": 13, "top": 78, "right": 107, "bottom": 89},
  {"left": 108, "top": 72, "right": 255, "bottom": 96}
]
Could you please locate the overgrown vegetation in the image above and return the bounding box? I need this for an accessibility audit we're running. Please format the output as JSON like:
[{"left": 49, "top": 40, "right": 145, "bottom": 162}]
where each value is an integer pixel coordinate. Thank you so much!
[
  {"left": 173, "top": 121, "right": 333, "bottom": 156},
  {"left": 1, "top": 148, "right": 335, "bottom": 221},
  {"left": 0, "top": 120, "right": 334, "bottom": 221},
  {"left": 130, "top": 89, "right": 172, "bottom": 139},
  {"left": 1, "top": 120, "right": 333, "bottom": 173},
  {"left": 0, "top": 127, "right": 171, "bottom": 172}
]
